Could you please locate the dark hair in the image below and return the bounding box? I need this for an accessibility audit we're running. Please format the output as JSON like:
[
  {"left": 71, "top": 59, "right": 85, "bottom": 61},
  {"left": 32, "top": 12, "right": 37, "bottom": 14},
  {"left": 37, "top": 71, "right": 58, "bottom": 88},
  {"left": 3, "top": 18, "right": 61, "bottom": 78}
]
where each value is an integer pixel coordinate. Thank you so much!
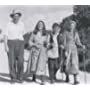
[
  {"left": 33, "top": 20, "right": 47, "bottom": 36},
  {"left": 60, "top": 18, "right": 71, "bottom": 32},
  {"left": 52, "top": 23, "right": 61, "bottom": 34},
  {"left": 60, "top": 17, "right": 77, "bottom": 32},
  {"left": 52, "top": 23, "right": 60, "bottom": 29}
]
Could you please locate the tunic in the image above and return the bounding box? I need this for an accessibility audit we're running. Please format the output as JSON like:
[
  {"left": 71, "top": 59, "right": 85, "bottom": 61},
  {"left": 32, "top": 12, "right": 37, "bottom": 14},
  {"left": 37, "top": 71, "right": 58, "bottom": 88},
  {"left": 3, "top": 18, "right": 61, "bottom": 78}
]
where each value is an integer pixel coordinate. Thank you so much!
[
  {"left": 64, "top": 31, "right": 82, "bottom": 75},
  {"left": 28, "top": 31, "right": 48, "bottom": 76}
]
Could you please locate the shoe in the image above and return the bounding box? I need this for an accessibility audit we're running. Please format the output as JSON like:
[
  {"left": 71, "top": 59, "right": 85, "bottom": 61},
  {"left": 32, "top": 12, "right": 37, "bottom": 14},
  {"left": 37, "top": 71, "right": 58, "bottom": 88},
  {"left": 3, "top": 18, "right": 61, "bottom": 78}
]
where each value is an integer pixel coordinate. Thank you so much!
[
  {"left": 40, "top": 82, "right": 45, "bottom": 85},
  {"left": 16, "top": 79, "right": 23, "bottom": 83},
  {"left": 32, "top": 78, "right": 36, "bottom": 82},
  {"left": 74, "top": 81, "right": 80, "bottom": 85},
  {"left": 16, "top": 77, "right": 23, "bottom": 83},
  {"left": 65, "top": 77, "right": 69, "bottom": 83},
  {"left": 10, "top": 78, "right": 17, "bottom": 84},
  {"left": 50, "top": 80, "right": 55, "bottom": 84},
  {"left": 54, "top": 77, "right": 58, "bottom": 81},
  {"left": 32, "top": 75, "right": 36, "bottom": 82}
]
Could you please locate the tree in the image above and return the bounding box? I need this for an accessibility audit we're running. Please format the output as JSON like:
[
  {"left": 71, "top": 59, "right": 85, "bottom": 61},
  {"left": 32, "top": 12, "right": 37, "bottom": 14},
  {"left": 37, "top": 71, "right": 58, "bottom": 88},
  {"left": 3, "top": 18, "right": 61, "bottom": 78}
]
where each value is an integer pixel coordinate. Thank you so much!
[{"left": 60, "top": 6, "right": 90, "bottom": 71}]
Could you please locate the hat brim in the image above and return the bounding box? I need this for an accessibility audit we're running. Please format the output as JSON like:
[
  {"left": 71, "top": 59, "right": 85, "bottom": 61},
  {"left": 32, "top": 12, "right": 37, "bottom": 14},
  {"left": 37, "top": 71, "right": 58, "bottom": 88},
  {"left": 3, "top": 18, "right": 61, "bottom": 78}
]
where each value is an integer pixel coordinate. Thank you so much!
[{"left": 10, "top": 13, "right": 22, "bottom": 18}]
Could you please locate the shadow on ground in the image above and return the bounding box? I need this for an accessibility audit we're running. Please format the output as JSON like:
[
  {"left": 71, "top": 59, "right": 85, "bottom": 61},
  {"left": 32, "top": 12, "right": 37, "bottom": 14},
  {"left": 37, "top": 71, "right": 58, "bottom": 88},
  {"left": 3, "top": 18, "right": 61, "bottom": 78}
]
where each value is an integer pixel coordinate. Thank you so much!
[
  {"left": 0, "top": 73, "right": 12, "bottom": 83},
  {"left": 24, "top": 73, "right": 65, "bottom": 84}
]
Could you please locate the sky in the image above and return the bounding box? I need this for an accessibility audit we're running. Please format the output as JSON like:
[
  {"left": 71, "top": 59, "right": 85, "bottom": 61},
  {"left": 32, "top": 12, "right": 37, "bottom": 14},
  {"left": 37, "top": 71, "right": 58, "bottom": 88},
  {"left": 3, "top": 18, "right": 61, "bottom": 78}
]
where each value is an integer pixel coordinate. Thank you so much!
[{"left": 0, "top": 5, "right": 73, "bottom": 32}]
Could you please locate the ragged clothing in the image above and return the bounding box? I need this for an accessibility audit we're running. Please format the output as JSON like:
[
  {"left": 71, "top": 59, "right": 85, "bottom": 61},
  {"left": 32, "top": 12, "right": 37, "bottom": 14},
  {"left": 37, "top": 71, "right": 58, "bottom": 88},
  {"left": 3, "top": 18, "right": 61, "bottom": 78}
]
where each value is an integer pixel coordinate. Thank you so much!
[
  {"left": 64, "top": 31, "right": 83, "bottom": 75},
  {"left": 27, "top": 31, "right": 48, "bottom": 76}
]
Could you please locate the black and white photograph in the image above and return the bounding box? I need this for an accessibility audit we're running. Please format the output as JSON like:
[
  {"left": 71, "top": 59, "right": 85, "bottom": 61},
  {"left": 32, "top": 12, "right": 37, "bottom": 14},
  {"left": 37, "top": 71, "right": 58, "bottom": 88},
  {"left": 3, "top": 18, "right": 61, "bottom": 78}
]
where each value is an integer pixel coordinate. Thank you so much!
[{"left": 0, "top": 5, "right": 89, "bottom": 86}]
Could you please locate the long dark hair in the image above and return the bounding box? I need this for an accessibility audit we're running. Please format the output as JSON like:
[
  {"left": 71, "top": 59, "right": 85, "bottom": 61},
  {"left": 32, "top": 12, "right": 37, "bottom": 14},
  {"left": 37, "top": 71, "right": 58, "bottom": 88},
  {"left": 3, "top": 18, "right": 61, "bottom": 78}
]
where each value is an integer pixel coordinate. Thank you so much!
[{"left": 33, "top": 20, "right": 47, "bottom": 36}]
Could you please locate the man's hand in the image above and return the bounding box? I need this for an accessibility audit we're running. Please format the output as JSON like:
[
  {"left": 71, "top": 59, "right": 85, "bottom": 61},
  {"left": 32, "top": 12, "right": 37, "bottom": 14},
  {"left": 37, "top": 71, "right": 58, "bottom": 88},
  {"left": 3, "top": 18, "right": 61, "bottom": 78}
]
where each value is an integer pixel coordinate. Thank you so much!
[{"left": 5, "top": 45, "right": 9, "bottom": 52}]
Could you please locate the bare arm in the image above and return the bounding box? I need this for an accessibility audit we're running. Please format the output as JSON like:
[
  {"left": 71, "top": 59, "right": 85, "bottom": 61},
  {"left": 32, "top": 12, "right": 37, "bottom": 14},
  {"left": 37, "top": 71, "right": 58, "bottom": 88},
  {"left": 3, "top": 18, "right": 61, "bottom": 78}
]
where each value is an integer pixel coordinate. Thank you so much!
[
  {"left": 28, "top": 33, "right": 40, "bottom": 49},
  {"left": 4, "top": 35, "right": 9, "bottom": 52},
  {"left": 75, "top": 32, "right": 83, "bottom": 47},
  {"left": 28, "top": 33, "right": 35, "bottom": 47}
]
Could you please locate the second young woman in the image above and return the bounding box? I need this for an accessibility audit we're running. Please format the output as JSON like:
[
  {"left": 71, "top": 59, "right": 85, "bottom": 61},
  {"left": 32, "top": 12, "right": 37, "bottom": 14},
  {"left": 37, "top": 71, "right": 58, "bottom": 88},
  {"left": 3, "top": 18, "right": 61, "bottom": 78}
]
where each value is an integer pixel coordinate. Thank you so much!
[{"left": 28, "top": 20, "right": 48, "bottom": 85}]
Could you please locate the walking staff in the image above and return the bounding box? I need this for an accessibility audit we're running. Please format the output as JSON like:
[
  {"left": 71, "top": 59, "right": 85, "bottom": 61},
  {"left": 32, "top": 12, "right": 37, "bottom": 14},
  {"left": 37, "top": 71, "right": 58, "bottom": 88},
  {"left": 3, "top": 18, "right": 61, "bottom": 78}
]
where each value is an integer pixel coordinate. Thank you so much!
[
  {"left": 60, "top": 45, "right": 64, "bottom": 81},
  {"left": 83, "top": 49, "right": 87, "bottom": 83}
]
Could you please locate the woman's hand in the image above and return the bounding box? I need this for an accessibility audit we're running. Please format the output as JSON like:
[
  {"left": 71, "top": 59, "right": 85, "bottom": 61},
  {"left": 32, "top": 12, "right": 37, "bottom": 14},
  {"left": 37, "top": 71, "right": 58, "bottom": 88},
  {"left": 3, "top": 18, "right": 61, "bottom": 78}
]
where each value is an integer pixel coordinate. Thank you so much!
[
  {"left": 82, "top": 45, "right": 86, "bottom": 50},
  {"left": 60, "top": 45, "right": 64, "bottom": 49},
  {"left": 33, "top": 43, "right": 41, "bottom": 49},
  {"left": 65, "top": 51, "right": 68, "bottom": 57},
  {"left": 82, "top": 45, "right": 86, "bottom": 54}
]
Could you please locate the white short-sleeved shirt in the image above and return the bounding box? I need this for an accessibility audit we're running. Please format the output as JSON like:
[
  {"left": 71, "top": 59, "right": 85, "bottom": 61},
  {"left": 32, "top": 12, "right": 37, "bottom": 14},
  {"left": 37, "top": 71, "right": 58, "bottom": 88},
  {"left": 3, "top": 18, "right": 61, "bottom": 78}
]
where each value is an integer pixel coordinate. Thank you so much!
[{"left": 4, "top": 21, "right": 25, "bottom": 40}]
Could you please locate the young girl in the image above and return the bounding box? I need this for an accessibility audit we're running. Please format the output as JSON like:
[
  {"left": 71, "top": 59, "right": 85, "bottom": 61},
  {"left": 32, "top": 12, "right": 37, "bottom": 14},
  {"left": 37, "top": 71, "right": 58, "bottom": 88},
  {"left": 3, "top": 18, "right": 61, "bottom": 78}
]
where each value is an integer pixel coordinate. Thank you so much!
[
  {"left": 47, "top": 23, "right": 63, "bottom": 84},
  {"left": 28, "top": 20, "right": 48, "bottom": 85}
]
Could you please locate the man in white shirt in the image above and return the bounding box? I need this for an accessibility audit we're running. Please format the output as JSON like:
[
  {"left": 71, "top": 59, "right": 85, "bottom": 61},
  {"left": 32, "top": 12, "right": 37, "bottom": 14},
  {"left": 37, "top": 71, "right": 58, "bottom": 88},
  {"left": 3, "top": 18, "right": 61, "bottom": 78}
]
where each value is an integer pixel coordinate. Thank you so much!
[{"left": 4, "top": 10, "right": 25, "bottom": 83}]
